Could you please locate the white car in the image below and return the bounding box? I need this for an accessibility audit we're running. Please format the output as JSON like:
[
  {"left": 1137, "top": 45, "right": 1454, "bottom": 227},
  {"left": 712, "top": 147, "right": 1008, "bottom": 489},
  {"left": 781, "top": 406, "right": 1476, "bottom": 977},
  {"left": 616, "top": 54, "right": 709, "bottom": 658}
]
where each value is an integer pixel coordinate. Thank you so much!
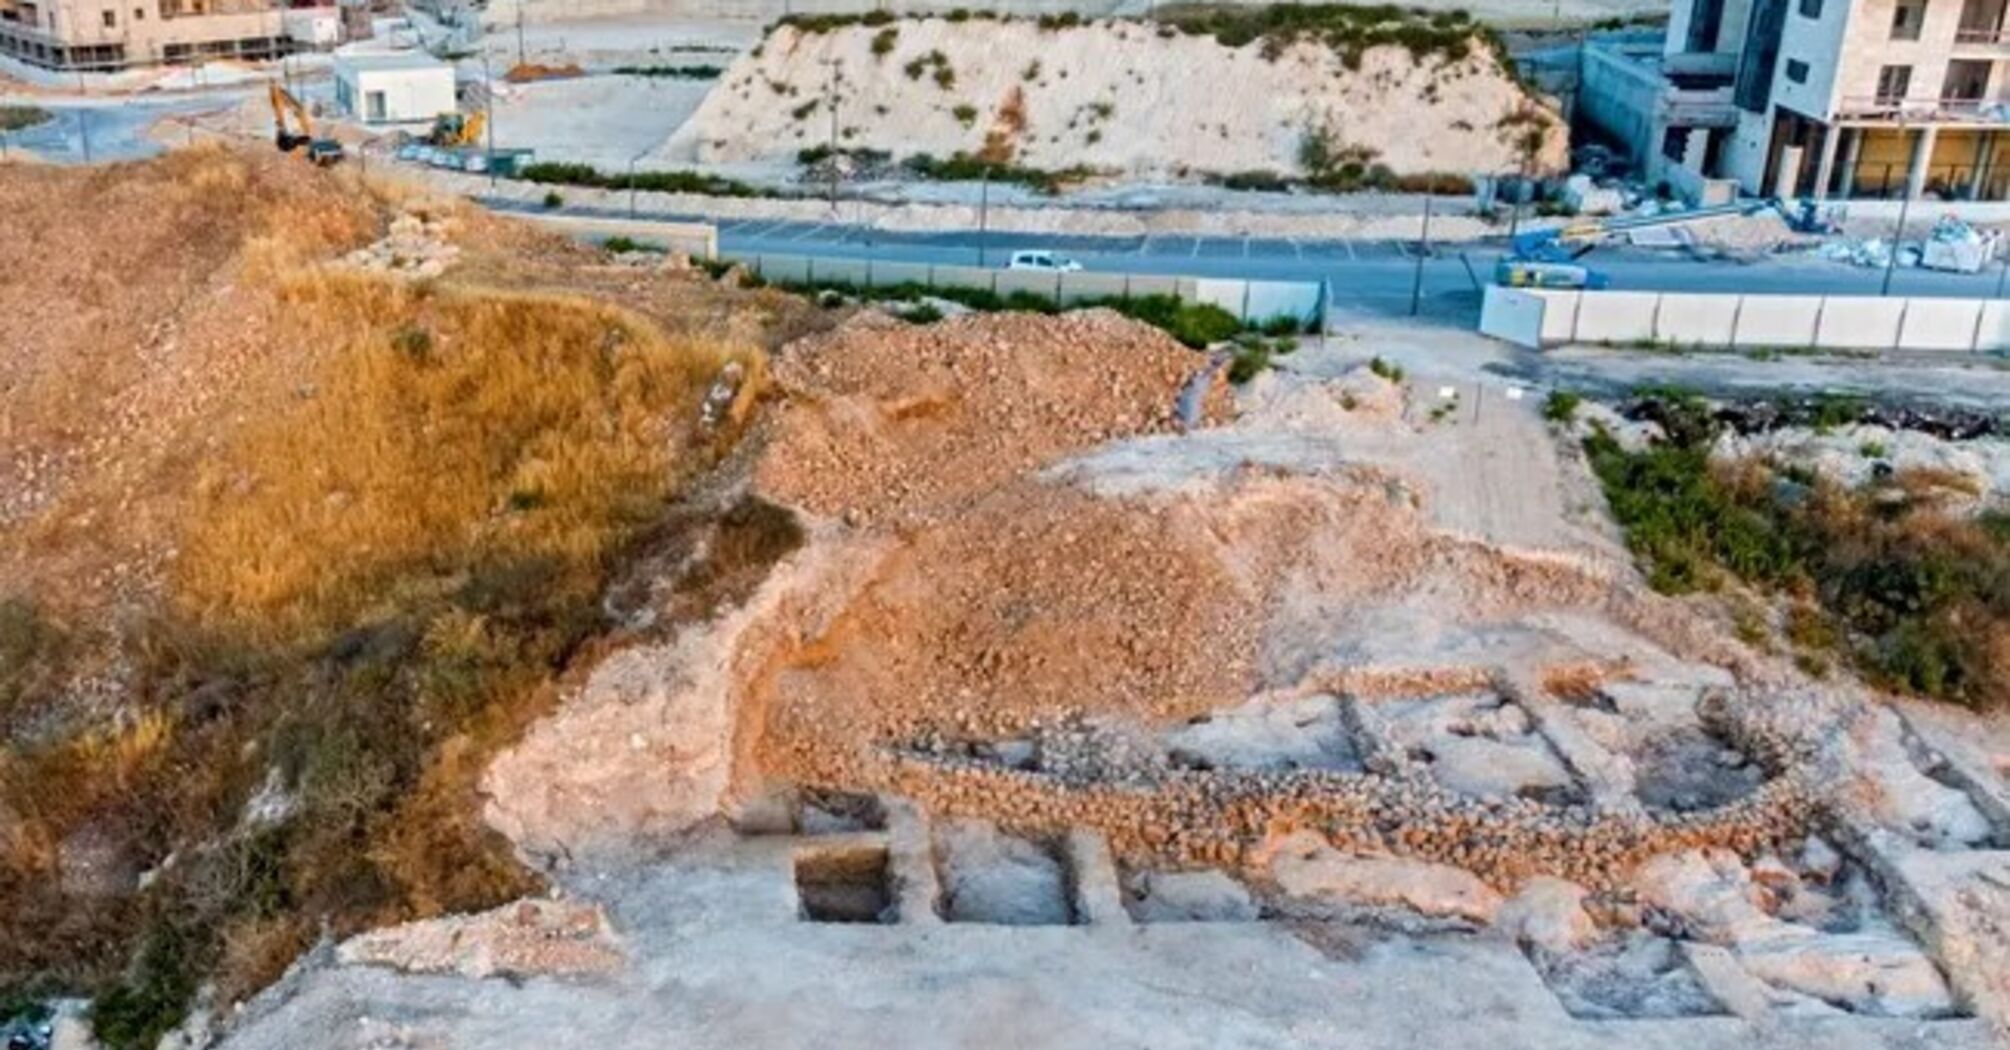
[{"left": 1006, "top": 249, "right": 1084, "bottom": 273}]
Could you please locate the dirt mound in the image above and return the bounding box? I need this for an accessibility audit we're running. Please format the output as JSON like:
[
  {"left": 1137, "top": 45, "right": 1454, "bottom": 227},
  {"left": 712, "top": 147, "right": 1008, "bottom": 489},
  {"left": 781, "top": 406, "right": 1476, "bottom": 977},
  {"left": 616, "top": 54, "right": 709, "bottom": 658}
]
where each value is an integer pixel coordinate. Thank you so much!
[
  {"left": 752, "top": 309, "right": 1223, "bottom": 524},
  {"left": 663, "top": 19, "right": 1565, "bottom": 179}
]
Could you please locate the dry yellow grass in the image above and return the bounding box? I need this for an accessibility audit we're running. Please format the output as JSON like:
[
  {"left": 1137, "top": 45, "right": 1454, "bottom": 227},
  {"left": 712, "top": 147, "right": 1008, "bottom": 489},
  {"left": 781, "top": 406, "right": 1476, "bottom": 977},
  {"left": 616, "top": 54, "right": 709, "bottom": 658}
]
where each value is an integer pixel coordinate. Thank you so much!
[{"left": 177, "top": 271, "right": 761, "bottom": 639}]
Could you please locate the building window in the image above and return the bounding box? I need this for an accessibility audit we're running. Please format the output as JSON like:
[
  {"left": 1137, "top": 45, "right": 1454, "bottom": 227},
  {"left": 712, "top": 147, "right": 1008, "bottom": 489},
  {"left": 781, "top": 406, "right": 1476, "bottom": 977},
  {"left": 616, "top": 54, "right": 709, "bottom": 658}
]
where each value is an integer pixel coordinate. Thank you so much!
[
  {"left": 1891, "top": 0, "right": 1926, "bottom": 40},
  {"left": 1798, "top": 0, "right": 1821, "bottom": 17},
  {"left": 1877, "top": 64, "right": 1913, "bottom": 102},
  {"left": 100, "top": 9, "right": 113, "bottom": 26},
  {"left": 1785, "top": 58, "right": 1810, "bottom": 82}
]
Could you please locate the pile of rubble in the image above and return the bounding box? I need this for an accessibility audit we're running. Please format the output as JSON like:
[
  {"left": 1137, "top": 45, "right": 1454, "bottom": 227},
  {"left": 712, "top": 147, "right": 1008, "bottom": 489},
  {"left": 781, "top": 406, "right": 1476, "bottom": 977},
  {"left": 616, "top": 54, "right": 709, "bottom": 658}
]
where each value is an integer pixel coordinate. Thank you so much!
[
  {"left": 752, "top": 309, "right": 1229, "bottom": 525},
  {"left": 341, "top": 203, "right": 462, "bottom": 278}
]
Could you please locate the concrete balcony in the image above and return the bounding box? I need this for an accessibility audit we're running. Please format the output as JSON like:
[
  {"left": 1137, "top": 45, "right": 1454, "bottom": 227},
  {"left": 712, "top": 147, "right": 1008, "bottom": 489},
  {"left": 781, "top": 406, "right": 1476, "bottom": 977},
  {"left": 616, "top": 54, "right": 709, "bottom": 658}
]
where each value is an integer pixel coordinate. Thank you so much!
[{"left": 1835, "top": 95, "right": 2010, "bottom": 125}]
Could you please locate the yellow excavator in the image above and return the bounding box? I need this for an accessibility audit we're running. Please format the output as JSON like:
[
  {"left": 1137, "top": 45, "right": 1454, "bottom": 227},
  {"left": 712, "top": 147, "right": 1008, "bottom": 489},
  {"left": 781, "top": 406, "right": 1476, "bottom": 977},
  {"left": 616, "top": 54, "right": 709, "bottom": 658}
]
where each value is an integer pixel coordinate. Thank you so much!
[
  {"left": 268, "top": 81, "right": 344, "bottom": 166},
  {"left": 425, "top": 110, "right": 485, "bottom": 149}
]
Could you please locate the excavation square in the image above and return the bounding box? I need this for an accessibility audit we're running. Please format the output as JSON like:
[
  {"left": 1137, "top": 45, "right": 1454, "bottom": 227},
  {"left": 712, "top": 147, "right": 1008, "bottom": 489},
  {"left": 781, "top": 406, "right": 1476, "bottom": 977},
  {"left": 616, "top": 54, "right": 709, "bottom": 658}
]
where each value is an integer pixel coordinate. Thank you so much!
[{"left": 795, "top": 844, "right": 895, "bottom": 924}]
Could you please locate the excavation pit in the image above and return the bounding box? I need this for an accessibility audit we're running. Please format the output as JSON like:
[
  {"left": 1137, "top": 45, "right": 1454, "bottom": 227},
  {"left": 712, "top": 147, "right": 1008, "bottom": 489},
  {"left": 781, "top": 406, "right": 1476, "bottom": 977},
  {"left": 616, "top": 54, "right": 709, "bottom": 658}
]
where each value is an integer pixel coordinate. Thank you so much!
[
  {"left": 934, "top": 820, "right": 1076, "bottom": 926},
  {"left": 1530, "top": 934, "right": 1728, "bottom": 1021},
  {"left": 1121, "top": 868, "right": 1264, "bottom": 924},
  {"left": 798, "top": 789, "right": 888, "bottom": 835},
  {"left": 1159, "top": 694, "right": 1363, "bottom": 775},
  {"left": 795, "top": 843, "right": 895, "bottom": 924},
  {"left": 1357, "top": 692, "right": 1582, "bottom": 803},
  {"left": 1631, "top": 726, "right": 1766, "bottom": 814}
]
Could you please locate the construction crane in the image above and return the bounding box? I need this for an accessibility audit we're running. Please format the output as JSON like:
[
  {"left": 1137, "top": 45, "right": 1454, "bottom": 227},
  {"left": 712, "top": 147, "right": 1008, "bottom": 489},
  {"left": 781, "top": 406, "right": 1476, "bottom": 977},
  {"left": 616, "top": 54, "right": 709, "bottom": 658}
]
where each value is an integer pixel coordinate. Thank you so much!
[
  {"left": 425, "top": 111, "right": 486, "bottom": 149},
  {"left": 267, "top": 82, "right": 345, "bottom": 167}
]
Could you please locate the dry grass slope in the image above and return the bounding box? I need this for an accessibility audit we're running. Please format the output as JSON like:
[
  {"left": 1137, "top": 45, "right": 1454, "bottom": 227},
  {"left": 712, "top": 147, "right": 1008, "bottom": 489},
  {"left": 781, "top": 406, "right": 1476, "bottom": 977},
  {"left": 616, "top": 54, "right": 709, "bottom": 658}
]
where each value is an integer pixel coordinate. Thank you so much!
[{"left": 0, "top": 147, "right": 776, "bottom": 1048}]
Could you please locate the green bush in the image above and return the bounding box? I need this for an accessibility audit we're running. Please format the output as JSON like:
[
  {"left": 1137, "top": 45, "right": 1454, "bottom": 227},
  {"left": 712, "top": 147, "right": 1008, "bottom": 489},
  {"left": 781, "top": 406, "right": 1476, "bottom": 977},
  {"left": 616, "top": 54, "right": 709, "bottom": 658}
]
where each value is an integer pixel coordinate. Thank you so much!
[
  {"left": 870, "top": 27, "right": 899, "bottom": 56},
  {"left": 541, "top": 191, "right": 563, "bottom": 209},
  {"left": 1585, "top": 394, "right": 2007, "bottom": 708},
  {"left": 1543, "top": 390, "right": 1581, "bottom": 424},
  {"left": 901, "top": 152, "right": 1094, "bottom": 194},
  {"left": 610, "top": 64, "right": 722, "bottom": 78},
  {"left": 952, "top": 104, "right": 978, "bottom": 126},
  {"left": 519, "top": 162, "right": 773, "bottom": 199}
]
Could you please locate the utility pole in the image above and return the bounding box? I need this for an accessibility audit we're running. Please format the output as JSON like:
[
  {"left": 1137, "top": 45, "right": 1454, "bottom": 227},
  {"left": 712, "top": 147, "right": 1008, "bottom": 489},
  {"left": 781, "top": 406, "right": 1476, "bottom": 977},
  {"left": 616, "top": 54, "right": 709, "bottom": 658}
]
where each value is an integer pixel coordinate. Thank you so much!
[
  {"left": 1881, "top": 120, "right": 1913, "bottom": 297},
  {"left": 827, "top": 61, "right": 840, "bottom": 208},
  {"left": 516, "top": 4, "right": 526, "bottom": 67},
  {"left": 481, "top": 51, "right": 497, "bottom": 187},
  {"left": 1409, "top": 191, "right": 1434, "bottom": 316},
  {"left": 628, "top": 153, "right": 640, "bottom": 218},
  {"left": 977, "top": 166, "right": 991, "bottom": 267},
  {"left": 78, "top": 107, "right": 92, "bottom": 164}
]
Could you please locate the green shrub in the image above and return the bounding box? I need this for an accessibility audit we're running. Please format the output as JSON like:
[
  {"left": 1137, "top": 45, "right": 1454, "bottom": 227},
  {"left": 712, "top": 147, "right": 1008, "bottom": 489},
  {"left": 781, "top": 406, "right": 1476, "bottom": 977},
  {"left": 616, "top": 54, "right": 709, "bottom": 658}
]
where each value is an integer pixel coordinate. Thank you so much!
[
  {"left": 1585, "top": 395, "right": 2007, "bottom": 708},
  {"left": 1368, "top": 356, "right": 1404, "bottom": 384},
  {"left": 610, "top": 64, "right": 722, "bottom": 78},
  {"left": 1543, "top": 390, "right": 1581, "bottom": 424},
  {"left": 541, "top": 191, "right": 564, "bottom": 209},
  {"left": 519, "top": 162, "right": 772, "bottom": 199},
  {"left": 900, "top": 152, "right": 1094, "bottom": 194},
  {"left": 870, "top": 26, "right": 899, "bottom": 56},
  {"left": 952, "top": 104, "right": 979, "bottom": 126}
]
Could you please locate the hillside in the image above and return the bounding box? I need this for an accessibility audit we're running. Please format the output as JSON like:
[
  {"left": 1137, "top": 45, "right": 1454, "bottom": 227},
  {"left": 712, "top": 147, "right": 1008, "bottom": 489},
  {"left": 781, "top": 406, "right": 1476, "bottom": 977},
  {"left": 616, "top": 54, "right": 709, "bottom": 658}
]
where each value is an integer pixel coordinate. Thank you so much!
[{"left": 660, "top": 13, "right": 1567, "bottom": 182}]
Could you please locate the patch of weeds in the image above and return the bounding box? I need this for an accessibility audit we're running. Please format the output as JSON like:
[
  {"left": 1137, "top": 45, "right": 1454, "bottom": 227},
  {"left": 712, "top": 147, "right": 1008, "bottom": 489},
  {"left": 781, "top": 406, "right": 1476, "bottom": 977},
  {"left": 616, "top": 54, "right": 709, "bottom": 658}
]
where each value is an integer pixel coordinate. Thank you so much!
[
  {"left": 869, "top": 27, "right": 899, "bottom": 57},
  {"left": 1022, "top": 60, "right": 1041, "bottom": 81},
  {"left": 602, "top": 235, "right": 663, "bottom": 255},
  {"left": 390, "top": 325, "right": 433, "bottom": 362},
  {"left": 790, "top": 99, "right": 820, "bottom": 121},
  {"left": 1859, "top": 440, "right": 1888, "bottom": 459},
  {"left": 1585, "top": 396, "right": 2007, "bottom": 709},
  {"left": 951, "top": 104, "right": 978, "bottom": 127},
  {"left": 1543, "top": 390, "right": 1581, "bottom": 424},
  {"left": 541, "top": 191, "right": 564, "bottom": 209},
  {"left": 0, "top": 105, "right": 53, "bottom": 132},
  {"left": 1368, "top": 356, "right": 1405, "bottom": 384}
]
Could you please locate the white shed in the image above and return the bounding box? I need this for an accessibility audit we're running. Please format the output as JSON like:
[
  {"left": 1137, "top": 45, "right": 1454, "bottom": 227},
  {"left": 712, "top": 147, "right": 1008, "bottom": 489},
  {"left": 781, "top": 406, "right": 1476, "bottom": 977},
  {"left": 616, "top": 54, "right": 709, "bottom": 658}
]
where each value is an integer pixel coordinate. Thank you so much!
[{"left": 333, "top": 51, "right": 456, "bottom": 126}]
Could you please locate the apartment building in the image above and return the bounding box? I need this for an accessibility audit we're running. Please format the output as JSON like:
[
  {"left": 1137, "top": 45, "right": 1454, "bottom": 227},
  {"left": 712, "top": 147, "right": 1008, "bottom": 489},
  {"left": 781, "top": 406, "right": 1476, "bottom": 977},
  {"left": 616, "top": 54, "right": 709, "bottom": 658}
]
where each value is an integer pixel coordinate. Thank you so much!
[
  {"left": 0, "top": 0, "right": 291, "bottom": 70},
  {"left": 1586, "top": 0, "right": 2010, "bottom": 201}
]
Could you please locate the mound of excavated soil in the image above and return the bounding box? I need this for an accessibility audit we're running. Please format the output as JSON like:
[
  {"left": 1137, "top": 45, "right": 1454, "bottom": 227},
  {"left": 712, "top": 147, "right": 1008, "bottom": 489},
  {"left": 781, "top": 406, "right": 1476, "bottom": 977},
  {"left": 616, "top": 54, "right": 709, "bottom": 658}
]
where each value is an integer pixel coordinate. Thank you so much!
[
  {"left": 663, "top": 19, "right": 1566, "bottom": 179},
  {"left": 752, "top": 309, "right": 1225, "bottom": 524}
]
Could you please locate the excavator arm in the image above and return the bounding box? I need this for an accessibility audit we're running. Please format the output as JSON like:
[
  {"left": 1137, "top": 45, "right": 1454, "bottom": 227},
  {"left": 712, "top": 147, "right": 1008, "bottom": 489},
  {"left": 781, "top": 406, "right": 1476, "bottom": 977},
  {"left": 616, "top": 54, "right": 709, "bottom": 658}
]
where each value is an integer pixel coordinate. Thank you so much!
[{"left": 268, "top": 81, "right": 315, "bottom": 150}]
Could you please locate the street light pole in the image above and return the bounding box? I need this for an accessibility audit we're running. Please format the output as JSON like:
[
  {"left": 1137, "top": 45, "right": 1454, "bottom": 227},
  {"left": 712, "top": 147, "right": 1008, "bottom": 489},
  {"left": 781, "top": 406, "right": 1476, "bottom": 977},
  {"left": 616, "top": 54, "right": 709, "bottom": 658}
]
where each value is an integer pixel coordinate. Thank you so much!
[
  {"left": 78, "top": 107, "right": 92, "bottom": 164},
  {"left": 1881, "top": 120, "right": 1914, "bottom": 297},
  {"left": 628, "top": 153, "right": 640, "bottom": 218},
  {"left": 1409, "top": 191, "right": 1434, "bottom": 316},
  {"left": 481, "top": 51, "right": 497, "bottom": 187},
  {"left": 977, "top": 167, "right": 990, "bottom": 267},
  {"left": 827, "top": 62, "right": 840, "bottom": 208}
]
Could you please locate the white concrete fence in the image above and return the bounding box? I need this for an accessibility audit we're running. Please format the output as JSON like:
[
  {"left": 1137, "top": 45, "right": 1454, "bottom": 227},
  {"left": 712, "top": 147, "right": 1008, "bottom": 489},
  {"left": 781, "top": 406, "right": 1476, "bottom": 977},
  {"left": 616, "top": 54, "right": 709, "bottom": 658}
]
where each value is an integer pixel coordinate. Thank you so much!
[
  {"left": 730, "top": 252, "right": 1329, "bottom": 326},
  {"left": 1481, "top": 285, "right": 2010, "bottom": 353}
]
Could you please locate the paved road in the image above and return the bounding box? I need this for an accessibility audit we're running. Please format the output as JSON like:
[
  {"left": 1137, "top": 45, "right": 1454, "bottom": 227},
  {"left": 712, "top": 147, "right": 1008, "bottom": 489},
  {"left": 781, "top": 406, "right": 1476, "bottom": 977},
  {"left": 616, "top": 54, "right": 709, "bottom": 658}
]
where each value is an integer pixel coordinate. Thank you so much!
[{"left": 483, "top": 197, "right": 2010, "bottom": 315}]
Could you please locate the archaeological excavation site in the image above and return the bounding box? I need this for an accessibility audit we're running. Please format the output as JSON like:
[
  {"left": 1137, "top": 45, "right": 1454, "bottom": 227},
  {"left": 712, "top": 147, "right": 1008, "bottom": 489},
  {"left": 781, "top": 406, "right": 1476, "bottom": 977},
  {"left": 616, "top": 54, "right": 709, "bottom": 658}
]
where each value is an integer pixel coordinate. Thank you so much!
[{"left": 0, "top": 144, "right": 2005, "bottom": 1050}]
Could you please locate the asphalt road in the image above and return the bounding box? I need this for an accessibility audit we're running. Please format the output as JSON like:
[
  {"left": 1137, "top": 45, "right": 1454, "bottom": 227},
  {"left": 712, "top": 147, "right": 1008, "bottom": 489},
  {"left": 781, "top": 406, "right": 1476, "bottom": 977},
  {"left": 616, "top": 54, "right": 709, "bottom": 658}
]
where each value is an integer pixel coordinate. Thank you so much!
[{"left": 483, "top": 197, "right": 2010, "bottom": 315}]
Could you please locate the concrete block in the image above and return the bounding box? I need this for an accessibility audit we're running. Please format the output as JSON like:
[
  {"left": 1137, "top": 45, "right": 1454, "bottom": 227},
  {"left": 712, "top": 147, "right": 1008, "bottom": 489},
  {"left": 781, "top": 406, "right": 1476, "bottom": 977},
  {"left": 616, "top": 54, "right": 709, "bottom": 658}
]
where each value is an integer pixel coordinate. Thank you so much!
[
  {"left": 1977, "top": 301, "right": 2010, "bottom": 352},
  {"left": 865, "top": 260, "right": 933, "bottom": 290},
  {"left": 1899, "top": 298, "right": 1986, "bottom": 352},
  {"left": 1479, "top": 285, "right": 1546, "bottom": 349},
  {"left": 1654, "top": 293, "right": 1741, "bottom": 348},
  {"left": 1731, "top": 295, "right": 1823, "bottom": 349},
  {"left": 1535, "top": 290, "right": 1583, "bottom": 345},
  {"left": 1570, "top": 290, "right": 1660, "bottom": 345},
  {"left": 1814, "top": 296, "right": 1907, "bottom": 351}
]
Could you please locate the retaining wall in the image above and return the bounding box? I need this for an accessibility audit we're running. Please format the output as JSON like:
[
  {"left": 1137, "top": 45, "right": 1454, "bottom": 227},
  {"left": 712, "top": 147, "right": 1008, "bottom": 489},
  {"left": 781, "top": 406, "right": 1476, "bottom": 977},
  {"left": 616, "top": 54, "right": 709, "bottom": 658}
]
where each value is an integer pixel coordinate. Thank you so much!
[
  {"left": 728, "top": 251, "right": 1327, "bottom": 324},
  {"left": 1480, "top": 285, "right": 2010, "bottom": 353}
]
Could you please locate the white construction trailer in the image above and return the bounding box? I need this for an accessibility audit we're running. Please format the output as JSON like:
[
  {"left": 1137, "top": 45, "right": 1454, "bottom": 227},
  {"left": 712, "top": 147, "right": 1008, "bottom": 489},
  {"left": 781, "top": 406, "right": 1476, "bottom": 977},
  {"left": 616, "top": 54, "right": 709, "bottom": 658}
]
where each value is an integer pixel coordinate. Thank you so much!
[{"left": 333, "top": 51, "right": 456, "bottom": 126}]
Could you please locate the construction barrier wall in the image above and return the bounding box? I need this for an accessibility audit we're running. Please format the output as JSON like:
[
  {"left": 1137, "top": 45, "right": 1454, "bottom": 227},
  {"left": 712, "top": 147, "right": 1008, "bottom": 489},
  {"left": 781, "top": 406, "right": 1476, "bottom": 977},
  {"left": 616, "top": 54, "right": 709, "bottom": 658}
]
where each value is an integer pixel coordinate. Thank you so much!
[
  {"left": 519, "top": 212, "right": 720, "bottom": 260},
  {"left": 728, "top": 252, "right": 1327, "bottom": 325},
  {"left": 1479, "top": 286, "right": 2010, "bottom": 353}
]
